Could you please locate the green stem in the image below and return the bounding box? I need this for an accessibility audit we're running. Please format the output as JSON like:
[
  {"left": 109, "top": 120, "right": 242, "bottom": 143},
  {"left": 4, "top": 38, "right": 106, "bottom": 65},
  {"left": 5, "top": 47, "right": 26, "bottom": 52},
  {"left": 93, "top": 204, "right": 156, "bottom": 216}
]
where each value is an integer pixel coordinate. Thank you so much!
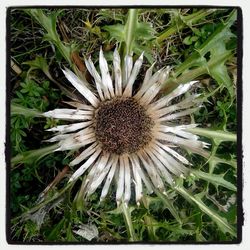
[
  {"left": 160, "top": 50, "right": 232, "bottom": 94},
  {"left": 188, "top": 148, "right": 237, "bottom": 169},
  {"left": 11, "top": 144, "right": 59, "bottom": 167},
  {"left": 156, "top": 9, "right": 217, "bottom": 44},
  {"left": 174, "top": 9, "right": 236, "bottom": 77},
  {"left": 26, "top": 9, "right": 72, "bottom": 66},
  {"left": 144, "top": 215, "right": 156, "bottom": 240},
  {"left": 120, "top": 201, "right": 138, "bottom": 241},
  {"left": 174, "top": 185, "right": 236, "bottom": 237},
  {"left": 160, "top": 9, "right": 236, "bottom": 94},
  {"left": 73, "top": 176, "right": 88, "bottom": 212},
  {"left": 154, "top": 188, "right": 181, "bottom": 224},
  {"left": 214, "top": 157, "right": 237, "bottom": 169},
  {"left": 186, "top": 127, "right": 236, "bottom": 142},
  {"left": 125, "top": 9, "right": 138, "bottom": 55},
  {"left": 190, "top": 169, "right": 237, "bottom": 191},
  {"left": 11, "top": 103, "right": 42, "bottom": 117}
]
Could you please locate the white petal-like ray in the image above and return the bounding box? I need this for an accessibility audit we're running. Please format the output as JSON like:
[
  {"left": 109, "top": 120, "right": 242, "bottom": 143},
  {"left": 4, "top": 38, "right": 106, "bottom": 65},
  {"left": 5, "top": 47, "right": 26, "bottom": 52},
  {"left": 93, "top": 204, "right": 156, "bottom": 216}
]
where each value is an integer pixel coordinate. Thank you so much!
[
  {"left": 150, "top": 94, "right": 201, "bottom": 118},
  {"left": 164, "top": 80, "right": 198, "bottom": 103},
  {"left": 148, "top": 81, "right": 198, "bottom": 111},
  {"left": 150, "top": 144, "right": 185, "bottom": 176},
  {"left": 137, "top": 151, "right": 165, "bottom": 190},
  {"left": 159, "top": 66, "right": 171, "bottom": 83},
  {"left": 113, "top": 47, "right": 122, "bottom": 96},
  {"left": 43, "top": 108, "right": 93, "bottom": 120},
  {"left": 86, "top": 153, "right": 110, "bottom": 183},
  {"left": 46, "top": 121, "right": 93, "bottom": 134},
  {"left": 134, "top": 67, "right": 163, "bottom": 100},
  {"left": 130, "top": 157, "right": 143, "bottom": 205},
  {"left": 57, "top": 135, "right": 96, "bottom": 151},
  {"left": 171, "top": 130, "right": 199, "bottom": 141},
  {"left": 123, "top": 155, "right": 131, "bottom": 204},
  {"left": 69, "top": 142, "right": 98, "bottom": 166},
  {"left": 68, "top": 147, "right": 102, "bottom": 182},
  {"left": 158, "top": 107, "right": 200, "bottom": 122},
  {"left": 56, "top": 128, "right": 95, "bottom": 151},
  {"left": 45, "top": 109, "right": 93, "bottom": 115},
  {"left": 62, "top": 68, "right": 100, "bottom": 107},
  {"left": 62, "top": 101, "right": 95, "bottom": 111},
  {"left": 123, "top": 52, "right": 144, "bottom": 97},
  {"left": 184, "top": 144, "right": 210, "bottom": 157},
  {"left": 116, "top": 156, "right": 125, "bottom": 205},
  {"left": 99, "top": 47, "right": 115, "bottom": 97},
  {"left": 139, "top": 81, "right": 161, "bottom": 106},
  {"left": 122, "top": 53, "right": 133, "bottom": 87},
  {"left": 140, "top": 62, "right": 155, "bottom": 89},
  {"left": 156, "top": 123, "right": 198, "bottom": 131},
  {"left": 138, "top": 67, "right": 170, "bottom": 106},
  {"left": 45, "top": 134, "right": 71, "bottom": 143},
  {"left": 86, "top": 56, "right": 111, "bottom": 100},
  {"left": 155, "top": 131, "right": 209, "bottom": 151},
  {"left": 84, "top": 57, "right": 105, "bottom": 101},
  {"left": 86, "top": 153, "right": 111, "bottom": 196},
  {"left": 87, "top": 156, "right": 115, "bottom": 196},
  {"left": 143, "top": 148, "right": 173, "bottom": 185},
  {"left": 155, "top": 124, "right": 199, "bottom": 141},
  {"left": 130, "top": 155, "right": 153, "bottom": 194},
  {"left": 100, "top": 155, "right": 119, "bottom": 201},
  {"left": 155, "top": 140, "right": 191, "bottom": 165}
]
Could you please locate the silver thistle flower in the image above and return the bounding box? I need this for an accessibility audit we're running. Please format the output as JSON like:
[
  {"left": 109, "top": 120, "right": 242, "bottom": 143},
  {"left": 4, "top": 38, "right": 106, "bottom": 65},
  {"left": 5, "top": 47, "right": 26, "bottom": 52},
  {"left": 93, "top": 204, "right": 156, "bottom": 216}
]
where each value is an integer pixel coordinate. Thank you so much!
[{"left": 43, "top": 47, "right": 209, "bottom": 206}]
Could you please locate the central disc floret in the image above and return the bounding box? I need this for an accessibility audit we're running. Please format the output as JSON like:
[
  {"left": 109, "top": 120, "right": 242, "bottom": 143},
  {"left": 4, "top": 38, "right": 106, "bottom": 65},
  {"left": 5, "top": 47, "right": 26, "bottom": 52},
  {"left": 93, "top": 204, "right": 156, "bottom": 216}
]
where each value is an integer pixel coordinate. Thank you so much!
[{"left": 95, "top": 97, "right": 154, "bottom": 155}]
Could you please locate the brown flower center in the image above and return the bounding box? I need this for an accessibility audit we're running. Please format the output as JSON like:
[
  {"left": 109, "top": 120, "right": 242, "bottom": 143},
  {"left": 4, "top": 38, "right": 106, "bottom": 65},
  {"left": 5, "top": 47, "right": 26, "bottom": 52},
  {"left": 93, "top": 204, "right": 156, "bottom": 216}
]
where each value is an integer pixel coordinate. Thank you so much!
[{"left": 95, "top": 97, "right": 154, "bottom": 154}]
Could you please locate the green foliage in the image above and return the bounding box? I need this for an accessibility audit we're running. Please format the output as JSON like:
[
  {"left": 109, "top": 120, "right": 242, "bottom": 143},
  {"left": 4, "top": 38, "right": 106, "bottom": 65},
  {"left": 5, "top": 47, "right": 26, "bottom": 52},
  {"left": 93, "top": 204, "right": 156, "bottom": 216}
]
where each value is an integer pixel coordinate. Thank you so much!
[
  {"left": 162, "top": 9, "right": 237, "bottom": 101},
  {"left": 103, "top": 9, "right": 155, "bottom": 62},
  {"left": 24, "top": 9, "right": 78, "bottom": 66},
  {"left": 174, "top": 183, "right": 236, "bottom": 237},
  {"left": 156, "top": 9, "right": 218, "bottom": 44},
  {"left": 9, "top": 8, "right": 238, "bottom": 243},
  {"left": 11, "top": 78, "right": 60, "bottom": 155}
]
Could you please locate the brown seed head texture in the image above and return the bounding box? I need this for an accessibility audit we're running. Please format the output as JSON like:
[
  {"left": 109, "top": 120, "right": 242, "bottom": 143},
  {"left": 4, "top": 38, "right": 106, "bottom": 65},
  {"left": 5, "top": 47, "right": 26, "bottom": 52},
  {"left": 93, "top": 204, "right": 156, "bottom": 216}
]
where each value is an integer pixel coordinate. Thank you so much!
[{"left": 95, "top": 97, "right": 154, "bottom": 154}]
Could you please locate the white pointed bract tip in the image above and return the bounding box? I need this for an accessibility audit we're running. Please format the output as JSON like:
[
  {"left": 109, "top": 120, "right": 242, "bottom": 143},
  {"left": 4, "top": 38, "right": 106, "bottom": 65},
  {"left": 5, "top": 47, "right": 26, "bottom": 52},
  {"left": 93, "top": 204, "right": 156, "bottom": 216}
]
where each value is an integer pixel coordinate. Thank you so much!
[
  {"left": 62, "top": 68, "right": 100, "bottom": 108},
  {"left": 99, "top": 47, "right": 115, "bottom": 98},
  {"left": 113, "top": 46, "right": 122, "bottom": 96},
  {"left": 43, "top": 47, "right": 206, "bottom": 206}
]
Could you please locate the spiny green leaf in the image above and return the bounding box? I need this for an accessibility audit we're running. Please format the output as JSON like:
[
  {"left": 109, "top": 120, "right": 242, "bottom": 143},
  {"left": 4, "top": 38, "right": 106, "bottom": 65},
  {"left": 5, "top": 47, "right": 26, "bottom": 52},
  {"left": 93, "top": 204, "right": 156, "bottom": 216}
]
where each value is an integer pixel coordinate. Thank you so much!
[
  {"left": 24, "top": 9, "right": 61, "bottom": 42},
  {"left": 103, "top": 24, "right": 125, "bottom": 43},
  {"left": 190, "top": 170, "right": 236, "bottom": 191},
  {"left": 120, "top": 201, "right": 138, "bottom": 241},
  {"left": 162, "top": 9, "right": 237, "bottom": 98},
  {"left": 136, "top": 22, "right": 155, "bottom": 40},
  {"left": 143, "top": 215, "right": 158, "bottom": 240},
  {"left": 104, "top": 9, "right": 155, "bottom": 58},
  {"left": 209, "top": 45, "right": 234, "bottom": 98},
  {"left": 156, "top": 9, "right": 218, "bottom": 44},
  {"left": 153, "top": 189, "right": 181, "bottom": 224},
  {"left": 174, "top": 186, "right": 236, "bottom": 237},
  {"left": 11, "top": 103, "right": 42, "bottom": 117},
  {"left": 25, "top": 9, "right": 78, "bottom": 65},
  {"left": 186, "top": 127, "right": 236, "bottom": 143},
  {"left": 23, "top": 56, "right": 49, "bottom": 74},
  {"left": 47, "top": 218, "right": 65, "bottom": 241},
  {"left": 11, "top": 144, "right": 59, "bottom": 166},
  {"left": 133, "top": 42, "right": 154, "bottom": 64}
]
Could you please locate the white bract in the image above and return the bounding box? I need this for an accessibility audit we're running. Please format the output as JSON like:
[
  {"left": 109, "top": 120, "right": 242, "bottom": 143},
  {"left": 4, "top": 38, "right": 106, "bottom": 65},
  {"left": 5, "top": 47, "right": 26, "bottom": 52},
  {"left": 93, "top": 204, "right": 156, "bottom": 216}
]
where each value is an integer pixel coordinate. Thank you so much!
[{"left": 44, "top": 47, "right": 208, "bottom": 206}]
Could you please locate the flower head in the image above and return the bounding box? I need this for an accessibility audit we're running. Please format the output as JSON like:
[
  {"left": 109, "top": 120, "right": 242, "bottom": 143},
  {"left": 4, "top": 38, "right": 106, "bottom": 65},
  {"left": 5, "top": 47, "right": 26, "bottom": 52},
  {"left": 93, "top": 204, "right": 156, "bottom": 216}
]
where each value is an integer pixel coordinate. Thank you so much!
[{"left": 43, "top": 47, "right": 208, "bottom": 206}]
